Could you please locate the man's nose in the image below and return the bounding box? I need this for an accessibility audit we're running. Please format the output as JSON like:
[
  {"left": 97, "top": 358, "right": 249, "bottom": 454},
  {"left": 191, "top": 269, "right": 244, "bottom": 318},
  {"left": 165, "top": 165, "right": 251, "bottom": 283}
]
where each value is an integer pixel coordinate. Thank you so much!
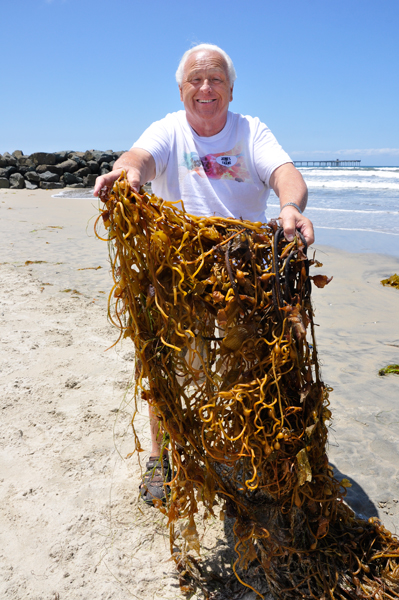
[{"left": 200, "top": 78, "right": 212, "bottom": 92}]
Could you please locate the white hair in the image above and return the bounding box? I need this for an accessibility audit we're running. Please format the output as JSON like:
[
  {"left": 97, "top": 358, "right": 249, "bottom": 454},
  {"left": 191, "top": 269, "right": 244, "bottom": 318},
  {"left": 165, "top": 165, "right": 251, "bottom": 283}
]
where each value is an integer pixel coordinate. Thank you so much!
[{"left": 175, "top": 44, "right": 237, "bottom": 86}]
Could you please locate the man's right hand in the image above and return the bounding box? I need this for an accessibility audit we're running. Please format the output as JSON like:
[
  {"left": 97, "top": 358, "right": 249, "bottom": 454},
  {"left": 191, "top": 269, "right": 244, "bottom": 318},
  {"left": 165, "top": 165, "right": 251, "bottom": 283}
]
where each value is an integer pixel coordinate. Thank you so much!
[
  {"left": 93, "top": 167, "right": 140, "bottom": 198},
  {"left": 93, "top": 148, "right": 156, "bottom": 199}
]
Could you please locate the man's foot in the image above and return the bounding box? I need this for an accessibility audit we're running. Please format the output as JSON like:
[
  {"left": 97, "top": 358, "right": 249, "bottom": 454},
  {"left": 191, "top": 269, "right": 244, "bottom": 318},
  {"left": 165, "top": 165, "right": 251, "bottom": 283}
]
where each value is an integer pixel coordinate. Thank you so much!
[{"left": 139, "top": 455, "right": 172, "bottom": 506}]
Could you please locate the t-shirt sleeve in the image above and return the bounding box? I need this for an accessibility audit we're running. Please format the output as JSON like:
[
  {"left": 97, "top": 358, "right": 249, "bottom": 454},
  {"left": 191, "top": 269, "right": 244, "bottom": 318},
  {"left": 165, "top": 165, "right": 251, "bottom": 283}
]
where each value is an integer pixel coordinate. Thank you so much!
[
  {"left": 131, "top": 117, "right": 172, "bottom": 179},
  {"left": 252, "top": 118, "right": 292, "bottom": 186}
]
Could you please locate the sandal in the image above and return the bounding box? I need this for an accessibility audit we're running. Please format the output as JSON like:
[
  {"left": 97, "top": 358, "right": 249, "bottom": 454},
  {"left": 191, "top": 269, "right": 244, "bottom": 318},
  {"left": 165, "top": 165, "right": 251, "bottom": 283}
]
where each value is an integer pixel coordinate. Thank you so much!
[{"left": 139, "top": 455, "right": 172, "bottom": 506}]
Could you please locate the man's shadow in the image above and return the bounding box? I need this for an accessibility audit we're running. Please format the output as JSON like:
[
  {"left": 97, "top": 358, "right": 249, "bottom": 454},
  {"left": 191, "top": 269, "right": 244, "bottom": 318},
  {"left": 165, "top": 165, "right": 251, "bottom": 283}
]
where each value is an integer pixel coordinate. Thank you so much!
[{"left": 331, "top": 463, "right": 379, "bottom": 520}]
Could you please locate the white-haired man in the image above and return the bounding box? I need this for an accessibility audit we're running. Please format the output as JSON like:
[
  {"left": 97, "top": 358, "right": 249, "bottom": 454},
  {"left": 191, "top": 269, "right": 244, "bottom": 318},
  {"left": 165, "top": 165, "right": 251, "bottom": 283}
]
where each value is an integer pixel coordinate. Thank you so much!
[{"left": 94, "top": 43, "right": 314, "bottom": 504}]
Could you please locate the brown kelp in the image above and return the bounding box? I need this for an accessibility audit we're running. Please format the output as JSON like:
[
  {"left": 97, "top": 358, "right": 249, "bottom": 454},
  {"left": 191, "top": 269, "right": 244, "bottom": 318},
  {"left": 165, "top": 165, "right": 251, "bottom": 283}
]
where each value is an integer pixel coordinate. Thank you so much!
[
  {"left": 96, "top": 174, "right": 399, "bottom": 599},
  {"left": 381, "top": 274, "right": 399, "bottom": 290}
]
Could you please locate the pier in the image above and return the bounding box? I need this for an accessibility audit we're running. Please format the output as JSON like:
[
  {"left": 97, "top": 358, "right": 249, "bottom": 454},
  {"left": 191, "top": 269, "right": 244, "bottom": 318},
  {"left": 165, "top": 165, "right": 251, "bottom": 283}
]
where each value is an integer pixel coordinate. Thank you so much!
[{"left": 293, "top": 160, "right": 361, "bottom": 167}]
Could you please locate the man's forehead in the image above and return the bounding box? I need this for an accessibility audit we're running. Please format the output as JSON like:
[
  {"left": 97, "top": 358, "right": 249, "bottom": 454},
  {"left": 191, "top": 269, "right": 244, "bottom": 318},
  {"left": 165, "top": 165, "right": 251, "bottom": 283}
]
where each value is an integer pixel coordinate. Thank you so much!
[{"left": 183, "top": 51, "right": 228, "bottom": 76}]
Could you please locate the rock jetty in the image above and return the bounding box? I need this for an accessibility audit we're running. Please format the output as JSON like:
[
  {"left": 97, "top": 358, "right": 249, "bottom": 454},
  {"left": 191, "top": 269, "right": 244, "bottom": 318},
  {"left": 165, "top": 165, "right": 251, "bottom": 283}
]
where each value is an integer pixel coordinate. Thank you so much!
[{"left": 0, "top": 150, "right": 127, "bottom": 190}]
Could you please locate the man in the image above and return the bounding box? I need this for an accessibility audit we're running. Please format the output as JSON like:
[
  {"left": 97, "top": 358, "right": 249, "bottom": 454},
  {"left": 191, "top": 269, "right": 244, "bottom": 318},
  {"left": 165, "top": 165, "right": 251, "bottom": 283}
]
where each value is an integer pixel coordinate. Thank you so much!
[{"left": 94, "top": 43, "right": 314, "bottom": 504}]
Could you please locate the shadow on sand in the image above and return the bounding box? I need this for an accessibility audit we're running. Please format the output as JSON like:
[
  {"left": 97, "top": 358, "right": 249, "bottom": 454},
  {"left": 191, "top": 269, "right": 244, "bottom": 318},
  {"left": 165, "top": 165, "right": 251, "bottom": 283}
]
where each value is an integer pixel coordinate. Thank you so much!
[{"left": 184, "top": 467, "right": 378, "bottom": 599}]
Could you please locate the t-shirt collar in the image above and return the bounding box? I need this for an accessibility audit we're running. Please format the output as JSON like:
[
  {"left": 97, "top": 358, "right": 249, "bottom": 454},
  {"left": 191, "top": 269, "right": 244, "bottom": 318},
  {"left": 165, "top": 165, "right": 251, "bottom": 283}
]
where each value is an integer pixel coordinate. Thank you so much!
[{"left": 186, "top": 111, "right": 233, "bottom": 142}]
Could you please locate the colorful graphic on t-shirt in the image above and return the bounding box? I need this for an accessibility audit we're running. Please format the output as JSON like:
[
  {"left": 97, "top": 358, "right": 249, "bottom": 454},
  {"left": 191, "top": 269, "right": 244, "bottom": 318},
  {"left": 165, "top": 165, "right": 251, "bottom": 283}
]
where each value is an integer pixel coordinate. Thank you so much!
[
  {"left": 181, "top": 151, "right": 204, "bottom": 177},
  {"left": 180, "top": 142, "right": 252, "bottom": 183},
  {"left": 200, "top": 142, "right": 252, "bottom": 183}
]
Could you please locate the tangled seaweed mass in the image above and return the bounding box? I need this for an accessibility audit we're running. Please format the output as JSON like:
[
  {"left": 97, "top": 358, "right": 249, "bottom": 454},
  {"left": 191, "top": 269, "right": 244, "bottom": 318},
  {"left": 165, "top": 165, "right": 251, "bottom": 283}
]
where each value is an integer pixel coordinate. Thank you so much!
[{"left": 96, "top": 174, "right": 399, "bottom": 599}]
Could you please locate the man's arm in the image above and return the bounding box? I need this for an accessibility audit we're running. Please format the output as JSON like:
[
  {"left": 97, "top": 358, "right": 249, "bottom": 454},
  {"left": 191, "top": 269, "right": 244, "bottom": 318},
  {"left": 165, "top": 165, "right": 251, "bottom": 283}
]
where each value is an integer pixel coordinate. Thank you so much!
[
  {"left": 93, "top": 148, "right": 156, "bottom": 197},
  {"left": 269, "top": 163, "right": 314, "bottom": 245}
]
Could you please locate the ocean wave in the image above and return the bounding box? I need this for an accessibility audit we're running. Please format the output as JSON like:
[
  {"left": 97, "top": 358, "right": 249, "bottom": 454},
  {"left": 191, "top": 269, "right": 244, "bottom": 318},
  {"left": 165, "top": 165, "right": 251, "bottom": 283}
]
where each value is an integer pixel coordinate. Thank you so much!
[
  {"left": 300, "top": 168, "right": 399, "bottom": 180},
  {"left": 267, "top": 204, "right": 399, "bottom": 215},
  {"left": 305, "top": 180, "right": 399, "bottom": 190}
]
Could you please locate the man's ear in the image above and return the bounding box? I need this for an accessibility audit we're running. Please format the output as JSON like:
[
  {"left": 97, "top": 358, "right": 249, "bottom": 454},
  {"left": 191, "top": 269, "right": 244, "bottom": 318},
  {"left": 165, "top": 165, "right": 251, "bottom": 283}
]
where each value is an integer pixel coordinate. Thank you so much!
[
  {"left": 230, "top": 85, "right": 234, "bottom": 102},
  {"left": 179, "top": 86, "right": 183, "bottom": 102}
]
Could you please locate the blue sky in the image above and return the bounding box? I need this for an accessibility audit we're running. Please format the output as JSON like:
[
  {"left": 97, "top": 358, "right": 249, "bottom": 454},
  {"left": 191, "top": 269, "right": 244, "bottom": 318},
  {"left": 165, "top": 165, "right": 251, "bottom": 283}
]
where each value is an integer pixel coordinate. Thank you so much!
[{"left": 1, "top": 0, "right": 398, "bottom": 165}]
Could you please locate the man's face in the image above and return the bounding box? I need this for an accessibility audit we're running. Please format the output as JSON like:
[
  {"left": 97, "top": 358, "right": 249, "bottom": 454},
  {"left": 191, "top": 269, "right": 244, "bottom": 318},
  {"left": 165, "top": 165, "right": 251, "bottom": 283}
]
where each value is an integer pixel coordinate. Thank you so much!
[{"left": 179, "top": 50, "right": 233, "bottom": 136}]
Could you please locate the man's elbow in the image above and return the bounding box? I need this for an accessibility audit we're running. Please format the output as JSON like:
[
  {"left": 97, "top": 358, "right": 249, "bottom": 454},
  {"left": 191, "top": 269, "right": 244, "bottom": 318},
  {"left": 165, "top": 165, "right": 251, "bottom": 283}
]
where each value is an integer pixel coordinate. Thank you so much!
[
  {"left": 292, "top": 166, "right": 308, "bottom": 204},
  {"left": 302, "top": 180, "right": 308, "bottom": 205}
]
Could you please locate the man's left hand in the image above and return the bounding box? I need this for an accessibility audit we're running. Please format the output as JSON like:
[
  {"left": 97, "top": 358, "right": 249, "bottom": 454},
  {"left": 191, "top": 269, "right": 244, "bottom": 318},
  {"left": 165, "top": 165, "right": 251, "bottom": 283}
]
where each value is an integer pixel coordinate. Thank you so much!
[
  {"left": 279, "top": 205, "right": 315, "bottom": 246},
  {"left": 269, "top": 163, "right": 314, "bottom": 246}
]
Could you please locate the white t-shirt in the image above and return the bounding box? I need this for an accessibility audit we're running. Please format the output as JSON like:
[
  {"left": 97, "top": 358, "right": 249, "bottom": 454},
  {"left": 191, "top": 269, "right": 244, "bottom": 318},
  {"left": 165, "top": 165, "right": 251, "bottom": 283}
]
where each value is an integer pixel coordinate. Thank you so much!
[{"left": 132, "top": 110, "right": 291, "bottom": 223}]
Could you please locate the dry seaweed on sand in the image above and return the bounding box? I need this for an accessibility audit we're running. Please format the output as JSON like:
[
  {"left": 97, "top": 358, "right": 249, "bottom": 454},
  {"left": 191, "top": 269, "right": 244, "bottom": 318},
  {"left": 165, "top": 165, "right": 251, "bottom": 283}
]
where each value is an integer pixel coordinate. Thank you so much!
[
  {"left": 96, "top": 173, "right": 399, "bottom": 600},
  {"left": 381, "top": 274, "right": 399, "bottom": 289}
]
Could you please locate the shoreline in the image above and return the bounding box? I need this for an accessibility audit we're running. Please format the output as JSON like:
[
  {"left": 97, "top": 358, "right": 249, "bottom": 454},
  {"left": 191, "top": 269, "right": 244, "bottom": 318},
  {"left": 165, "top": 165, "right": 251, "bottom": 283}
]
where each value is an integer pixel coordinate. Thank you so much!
[
  {"left": 314, "top": 227, "right": 399, "bottom": 259},
  {"left": 1, "top": 188, "right": 399, "bottom": 598},
  {"left": 3, "top": 187, "right": 398, "bottom": 264}
]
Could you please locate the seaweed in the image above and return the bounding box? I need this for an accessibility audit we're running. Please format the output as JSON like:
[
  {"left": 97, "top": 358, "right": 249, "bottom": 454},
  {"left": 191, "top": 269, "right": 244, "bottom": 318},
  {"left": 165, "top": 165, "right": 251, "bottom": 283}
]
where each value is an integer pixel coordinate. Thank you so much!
[
  {"left": 96, "top": 173, "right": 399, "bottom": 600},
  {"left": 379, "top": 364, "right": 399, "bottom": 376},
  {"left": 381, "top": 274, "right": 399, "bottom": 289}
]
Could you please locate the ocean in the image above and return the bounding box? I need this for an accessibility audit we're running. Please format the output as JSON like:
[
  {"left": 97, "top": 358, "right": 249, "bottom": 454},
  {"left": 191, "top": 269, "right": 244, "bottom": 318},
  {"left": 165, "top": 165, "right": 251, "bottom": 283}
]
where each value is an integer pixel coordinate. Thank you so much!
[
  {"left": 267, "top": 166, "right": 399, "bottom": 258},
  {"left": 54, "top": 165, "right": 399, "bottom": 258}
]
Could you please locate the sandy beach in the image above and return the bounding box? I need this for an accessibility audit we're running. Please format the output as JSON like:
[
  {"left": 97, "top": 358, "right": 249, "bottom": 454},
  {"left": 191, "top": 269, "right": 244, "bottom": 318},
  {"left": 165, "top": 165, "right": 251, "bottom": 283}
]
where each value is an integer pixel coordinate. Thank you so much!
[{"left": 1, "top": 188, "right": 399, "bottom": 600}]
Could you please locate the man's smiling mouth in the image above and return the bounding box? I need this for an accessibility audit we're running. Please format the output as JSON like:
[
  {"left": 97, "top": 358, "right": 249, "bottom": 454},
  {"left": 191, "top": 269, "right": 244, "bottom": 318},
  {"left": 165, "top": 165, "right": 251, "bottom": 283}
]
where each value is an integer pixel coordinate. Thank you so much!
[{"left": 197, "top": 99, "right": 216, "bottom": 103}]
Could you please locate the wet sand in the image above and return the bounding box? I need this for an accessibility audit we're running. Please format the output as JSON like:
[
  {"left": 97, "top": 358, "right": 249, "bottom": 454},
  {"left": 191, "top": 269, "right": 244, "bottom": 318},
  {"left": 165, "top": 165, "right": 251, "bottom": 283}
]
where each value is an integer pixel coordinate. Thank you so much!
[{"left": 1, "top": 188, "right": 399, "bottom": 599}]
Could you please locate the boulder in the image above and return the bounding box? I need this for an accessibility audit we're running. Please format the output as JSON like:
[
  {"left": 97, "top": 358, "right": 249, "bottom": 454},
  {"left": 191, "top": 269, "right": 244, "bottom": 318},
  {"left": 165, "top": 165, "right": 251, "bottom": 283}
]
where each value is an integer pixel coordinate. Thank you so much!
[
  {"left": 87, "top": 160, "right": 99, "bottom": 174},
  {"left": 36, "top": 164, "right": 63, "bottom": 176},
  {"left": 88, "top": 150, "right": 104, "bottom": 162},
  {"left": 69, "top": 151, "right": 85, "bottom": 159},
  {"left": 17, "top": 156, "right": 35, "bottom": 167},
  {"left": 83, "top": 150, "right": 94, "bottom": 161},
  {"left": 63, "top": 172, "right": 83, "bottom": 185},
  {"left": 0, "top": 178, "right": 10, "bottom": 188},
  {"left": 40, "top": 182, "right": 64, "bottom": 189},
  {"left": 25, "top": 171, "right": 40, "bottom": 183},
  {"left": 12, "top": 150, "right": 24, "bottom": 159},
  {"left": 113, "top": 151, "right": 126, "bottom": 159},
  {"left": 39, "top": 171, "right": 60, "bottom": 183},
  {"left": 75, "top": 167, "right": 90, "bottom": 177},
  {"left": 25, "top": 180, "right": 38, "bottom": 190},
  {"left": 98, "top": 153, "right": 114, "bottom": 164},
  {"left": 57, "top": 159, "right": 79, "bottom": 173},
  {"left": 68, "top": 154, "right": 87, "bottom": 168},
  {"left": 18, "top": 166, "right": 36, "bottom": 175},
  {"left": 10, "top": 173, "right": 25, "bottom": 189},
  {"left": 83, "top": 174, "right": 98, "bottom": 187},
  {"left": 0, "top": 166, "right": 17, "bottom": 178},
  {"left": 67, "top": 183, "right": 85, "bottom": 188},
  {"left": 30, "top": 152, "right": 56, "bottom": 166},
  {"left": 2, "top": 152, "right": 17, "bottom": 166},
  {"left": 0, "top": 157, "right": 6, "bottom": 168},
  {"left": 100, "top": 164, "right": 111, "bottom": 175},
  {"left": 53, "top": 151, "right": 69, "bottom": 163}
]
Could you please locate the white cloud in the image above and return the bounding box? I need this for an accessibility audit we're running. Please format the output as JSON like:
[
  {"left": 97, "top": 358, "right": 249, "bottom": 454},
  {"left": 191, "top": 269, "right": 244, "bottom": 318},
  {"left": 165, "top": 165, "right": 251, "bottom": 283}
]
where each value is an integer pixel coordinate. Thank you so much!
[
  {"left": 290, "top": 148, "right": 399, "bottom": 157},
  {"left": 340, "top": 148, "right": 399, "bottom": 156}
]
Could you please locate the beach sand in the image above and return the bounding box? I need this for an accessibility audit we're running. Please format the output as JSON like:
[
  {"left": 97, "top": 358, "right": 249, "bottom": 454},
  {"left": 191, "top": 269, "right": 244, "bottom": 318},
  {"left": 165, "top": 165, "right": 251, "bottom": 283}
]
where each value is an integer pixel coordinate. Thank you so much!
[{"left": 1, "top": 188, "right": 399, "bottom": 600}]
